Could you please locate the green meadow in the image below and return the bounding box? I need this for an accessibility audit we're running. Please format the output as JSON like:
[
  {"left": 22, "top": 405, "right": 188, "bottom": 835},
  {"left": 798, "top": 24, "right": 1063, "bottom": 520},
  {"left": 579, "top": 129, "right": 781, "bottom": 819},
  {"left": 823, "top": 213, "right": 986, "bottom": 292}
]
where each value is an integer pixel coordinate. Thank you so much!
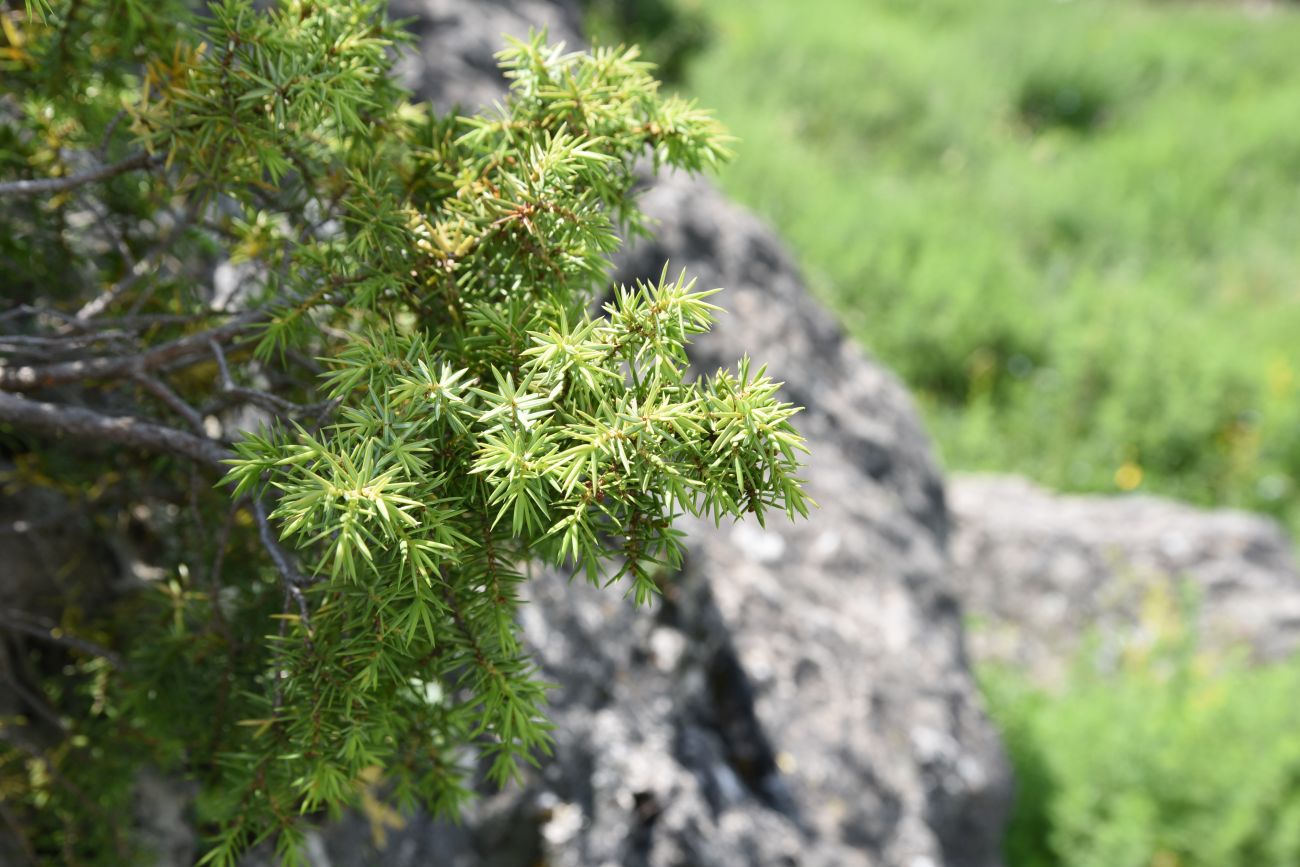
[{"left": 678, "top": 0, "right": 1300, "bottom": 531}]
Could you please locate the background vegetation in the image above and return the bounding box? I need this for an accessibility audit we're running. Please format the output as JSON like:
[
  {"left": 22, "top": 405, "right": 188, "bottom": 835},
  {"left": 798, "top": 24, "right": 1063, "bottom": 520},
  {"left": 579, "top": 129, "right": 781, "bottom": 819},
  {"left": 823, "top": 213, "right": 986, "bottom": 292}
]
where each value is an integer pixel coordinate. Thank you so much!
[
  {"left": 583, "top": 1, "right": 1300, "bottom": 865},
  {"left": 671, "top": 0, "right": 1300, "bottom": 532},
  {"left": 982, "top": 598, "right": 1300, "bottom": 867}
]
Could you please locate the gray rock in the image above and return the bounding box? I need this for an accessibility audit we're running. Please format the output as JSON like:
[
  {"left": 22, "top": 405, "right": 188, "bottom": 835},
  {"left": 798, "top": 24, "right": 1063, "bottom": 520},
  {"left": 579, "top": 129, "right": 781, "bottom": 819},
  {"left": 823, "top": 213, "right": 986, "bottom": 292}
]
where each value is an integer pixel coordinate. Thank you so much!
[
  {"left": 284, "top": 3, "right": 1013, "bottom": 866},
  {"left": 390, "top": 0, "right": 583, "bottom": 112},
  {"left": 950, "top": 473, "right": 1300, "bottom": 680},
  {"left": 134, "top": 771, "right": 198, "bottom": 867}
]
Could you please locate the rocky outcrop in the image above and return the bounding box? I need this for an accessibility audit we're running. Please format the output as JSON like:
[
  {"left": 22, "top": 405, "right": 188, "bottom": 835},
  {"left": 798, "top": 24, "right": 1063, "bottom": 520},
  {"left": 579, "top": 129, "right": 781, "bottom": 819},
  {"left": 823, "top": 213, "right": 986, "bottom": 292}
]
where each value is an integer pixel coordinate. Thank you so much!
[
  {"left": 279, "top": 2, "right": 1012, "bottom": 866},
  {"left": 951, "top": 474, "right": 1300, "bottom": 680}
]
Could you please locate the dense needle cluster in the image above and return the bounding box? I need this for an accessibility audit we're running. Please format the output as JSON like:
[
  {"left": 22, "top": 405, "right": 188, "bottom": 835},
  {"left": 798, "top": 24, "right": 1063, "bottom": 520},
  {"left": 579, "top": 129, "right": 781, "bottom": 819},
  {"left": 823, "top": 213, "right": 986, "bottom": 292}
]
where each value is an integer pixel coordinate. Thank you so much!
[{"left": 0, "top": 1, "right": 807, "bottom": 863}]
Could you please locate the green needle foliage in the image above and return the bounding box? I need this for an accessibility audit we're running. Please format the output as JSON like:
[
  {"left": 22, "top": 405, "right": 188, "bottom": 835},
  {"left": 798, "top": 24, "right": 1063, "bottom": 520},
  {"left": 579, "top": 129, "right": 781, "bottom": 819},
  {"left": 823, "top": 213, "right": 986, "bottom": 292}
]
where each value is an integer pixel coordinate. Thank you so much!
[{"left": 0, "top": 1, "right": 807, "bottom": 864}]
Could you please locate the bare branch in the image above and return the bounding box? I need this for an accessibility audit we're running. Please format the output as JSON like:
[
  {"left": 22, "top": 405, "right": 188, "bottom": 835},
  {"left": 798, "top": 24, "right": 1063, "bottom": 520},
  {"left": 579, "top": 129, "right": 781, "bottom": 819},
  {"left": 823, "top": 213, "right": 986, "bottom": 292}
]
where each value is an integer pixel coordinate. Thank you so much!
[
  {"left": 0, "top": 610, "right": 125, "bottom": 671},
  {"left": 0, "top": 151, "right": 163, "bottom": 198},
  {"left": 0, "top": 391, "right": 230, "bottom": 469},
  {"left": 74, "top": 254, "right": 152, "bottom": 322},
  {"left": 251, "top": 498, "right": 316, "bottom": 654},
  {"left": 70, "top": 311, "right": 225, "bottom": 333},
  {"left": 135, "top": 373, "right": 206, "bottom": 433},
  {"left": 97, "top": 110, "right": 129, "bottom": 160},
  {"left": 0, "top": 331, "right": 133, "bottom": 360},
  {"left": 0, "top": 305, "right": 78, "bottom": 327},
  {"left": 2, "top": 672, "right": 68, "bottom": 731},
  {"left": 250, "top": 498, "right": 314, "bottom": 589},
  {"left": 210, "top": 337, "right": 233, "bottom": 387},
  {"left": 0, "top": 311, "right": 262, "bottom": 391},
  {"left": 206, "top": 338, "right": 333, "bottom": 419}
]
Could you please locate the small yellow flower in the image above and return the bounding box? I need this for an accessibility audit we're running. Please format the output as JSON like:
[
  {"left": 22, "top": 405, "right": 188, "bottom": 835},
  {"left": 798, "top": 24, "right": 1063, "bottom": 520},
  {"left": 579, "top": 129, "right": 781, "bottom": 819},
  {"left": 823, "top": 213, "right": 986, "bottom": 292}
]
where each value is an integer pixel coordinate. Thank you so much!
[{"left": 1115, "top": 460, "right": 1143, "bottom": 491}]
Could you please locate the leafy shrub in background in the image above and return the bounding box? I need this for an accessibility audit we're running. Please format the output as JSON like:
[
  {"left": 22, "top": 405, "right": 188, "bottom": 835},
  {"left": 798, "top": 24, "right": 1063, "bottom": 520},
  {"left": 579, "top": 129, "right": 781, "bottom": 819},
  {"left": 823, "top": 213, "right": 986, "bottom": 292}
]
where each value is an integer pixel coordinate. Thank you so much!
[
  {"left": 0, "top": 1, "right": 806, "bottom": 864},
  {"left": 982, "top": 593, "right": 1300, "bottom": 867}
]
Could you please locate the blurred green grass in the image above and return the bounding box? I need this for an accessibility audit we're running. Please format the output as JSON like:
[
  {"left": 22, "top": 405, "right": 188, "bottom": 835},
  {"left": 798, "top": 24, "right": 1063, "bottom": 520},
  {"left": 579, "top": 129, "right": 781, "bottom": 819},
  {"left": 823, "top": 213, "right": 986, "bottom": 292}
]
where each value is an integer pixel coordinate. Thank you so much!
[
  {"left": 678, "top": 0, "right": 1300, "bottom": 529},
  {"left": 981, "top": 584, "right": 1300, "bottom": 867}
]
